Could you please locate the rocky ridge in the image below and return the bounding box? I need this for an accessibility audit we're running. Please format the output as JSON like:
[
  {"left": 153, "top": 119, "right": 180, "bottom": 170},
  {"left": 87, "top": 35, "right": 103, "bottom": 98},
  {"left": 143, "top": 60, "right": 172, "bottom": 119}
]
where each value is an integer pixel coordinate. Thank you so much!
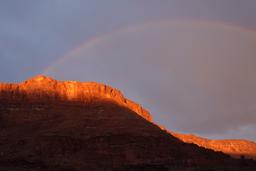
[
  {"left": 1, "top": 75, "right": 244, "bottom": 170},
  {"left": 168, "top": 131, "right": 256, "bottom": 159},
  {"left": 0, "top": 75, "right": 151, "bottom": 121},
  {"left": 0, "top": 75, "right": 256, "bottom": 165}
]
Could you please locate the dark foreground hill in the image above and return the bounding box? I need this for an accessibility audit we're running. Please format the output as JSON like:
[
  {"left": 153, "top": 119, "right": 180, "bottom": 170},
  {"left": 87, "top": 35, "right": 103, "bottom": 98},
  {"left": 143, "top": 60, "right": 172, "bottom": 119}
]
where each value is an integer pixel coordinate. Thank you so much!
[{"left": 0, "top": 75, "right": 255, "bottom": 171}]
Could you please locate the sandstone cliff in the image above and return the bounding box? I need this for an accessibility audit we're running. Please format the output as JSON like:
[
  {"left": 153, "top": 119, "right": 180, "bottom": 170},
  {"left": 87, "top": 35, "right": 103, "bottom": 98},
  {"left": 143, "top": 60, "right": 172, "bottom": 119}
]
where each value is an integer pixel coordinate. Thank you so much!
[
  {"left": 2, "top": 76, "right": 247, "bottom": 170},
  {"left": 0, "top": 75, "right": 151, "bottom": 121},
  {"left": 168, "top": 131, "right": 256, "bottom": 160},
  {"left": 0, "top": 76, "right": 256, "bottom": 170}
]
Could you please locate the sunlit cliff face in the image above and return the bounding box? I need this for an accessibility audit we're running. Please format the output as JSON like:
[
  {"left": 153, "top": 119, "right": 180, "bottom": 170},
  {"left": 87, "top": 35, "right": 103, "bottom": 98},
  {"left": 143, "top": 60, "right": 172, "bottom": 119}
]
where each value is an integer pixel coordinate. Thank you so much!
[
  {"left": 0, "top": 75, "right": 151, "bottom": 121},
  {"left": 168, "top": 130, "right": 256, "bottom": 160}
]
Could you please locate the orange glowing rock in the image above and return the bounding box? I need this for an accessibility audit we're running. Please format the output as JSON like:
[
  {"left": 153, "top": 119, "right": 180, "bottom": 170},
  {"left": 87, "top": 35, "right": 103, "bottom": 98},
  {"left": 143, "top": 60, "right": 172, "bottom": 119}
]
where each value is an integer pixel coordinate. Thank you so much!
[
  {"left": 167, "top": 130, "right": 256, "bottom": 160},
  {"left": 0, "top": 75, "right": 152, "bottom": 121},
  {"left": 1, "top": 75, "right": 256, "bottom": 161}
]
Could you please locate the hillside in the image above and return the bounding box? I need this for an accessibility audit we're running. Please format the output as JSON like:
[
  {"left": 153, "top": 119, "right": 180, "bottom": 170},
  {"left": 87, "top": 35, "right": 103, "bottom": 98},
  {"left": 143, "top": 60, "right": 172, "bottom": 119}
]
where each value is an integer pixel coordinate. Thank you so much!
[{"left": 0, "top": 75, "right": 255, "bottom": 171}]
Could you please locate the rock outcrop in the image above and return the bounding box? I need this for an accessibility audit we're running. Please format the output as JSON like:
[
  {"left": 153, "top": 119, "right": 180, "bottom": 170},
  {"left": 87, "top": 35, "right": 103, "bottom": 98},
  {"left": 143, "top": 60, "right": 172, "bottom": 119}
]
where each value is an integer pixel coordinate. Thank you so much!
[
  {"left": 168, "top": 131, "right": 256, "bottom": 160},
  {"left": 0, "top": 75, "right": 151, "bottom": 121}
]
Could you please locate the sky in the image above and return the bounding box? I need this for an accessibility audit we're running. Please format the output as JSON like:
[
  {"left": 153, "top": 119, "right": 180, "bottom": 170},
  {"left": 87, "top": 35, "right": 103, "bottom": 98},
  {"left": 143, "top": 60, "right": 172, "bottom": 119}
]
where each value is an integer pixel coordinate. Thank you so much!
[{"left": 1, "top": 0, "right": 256, "bottom": 141}]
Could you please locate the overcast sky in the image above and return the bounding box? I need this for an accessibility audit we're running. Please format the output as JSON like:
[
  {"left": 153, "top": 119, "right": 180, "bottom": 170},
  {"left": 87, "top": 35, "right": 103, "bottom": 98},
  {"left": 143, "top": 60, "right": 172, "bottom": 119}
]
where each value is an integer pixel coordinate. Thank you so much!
[{"left": 1, "top": 0, "right": 256, "bottom": 141}]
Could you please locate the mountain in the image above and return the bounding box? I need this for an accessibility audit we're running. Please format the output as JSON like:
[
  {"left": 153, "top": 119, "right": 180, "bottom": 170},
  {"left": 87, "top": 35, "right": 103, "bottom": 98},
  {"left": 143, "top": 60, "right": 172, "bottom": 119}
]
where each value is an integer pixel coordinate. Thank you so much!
[
  {"left": 168, "top": 131, "right": 256, "bottom": 160},
  {"left": 0, "top": 75, "right": 255, "bottom": 171}
]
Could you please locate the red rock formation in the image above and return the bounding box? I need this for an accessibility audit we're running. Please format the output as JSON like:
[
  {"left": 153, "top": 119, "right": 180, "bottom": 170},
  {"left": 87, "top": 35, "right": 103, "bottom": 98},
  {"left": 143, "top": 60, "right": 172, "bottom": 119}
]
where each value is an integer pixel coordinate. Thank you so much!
[
  {"left": 0, "top": 75, "right": 256, "bottom": 170},
  {"left": 168, "top": 131, "right": 256, "bottom": 160},
  {"left": 0, "top": 75, "right": 151, "bottom": 121}
]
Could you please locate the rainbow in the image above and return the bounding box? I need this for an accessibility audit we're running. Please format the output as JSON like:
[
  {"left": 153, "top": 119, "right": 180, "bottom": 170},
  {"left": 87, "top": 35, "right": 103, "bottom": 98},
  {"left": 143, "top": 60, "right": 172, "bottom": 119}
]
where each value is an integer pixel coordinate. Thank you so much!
[{"left": 43, "top": 19, "right": 256, "bottom": 74}]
